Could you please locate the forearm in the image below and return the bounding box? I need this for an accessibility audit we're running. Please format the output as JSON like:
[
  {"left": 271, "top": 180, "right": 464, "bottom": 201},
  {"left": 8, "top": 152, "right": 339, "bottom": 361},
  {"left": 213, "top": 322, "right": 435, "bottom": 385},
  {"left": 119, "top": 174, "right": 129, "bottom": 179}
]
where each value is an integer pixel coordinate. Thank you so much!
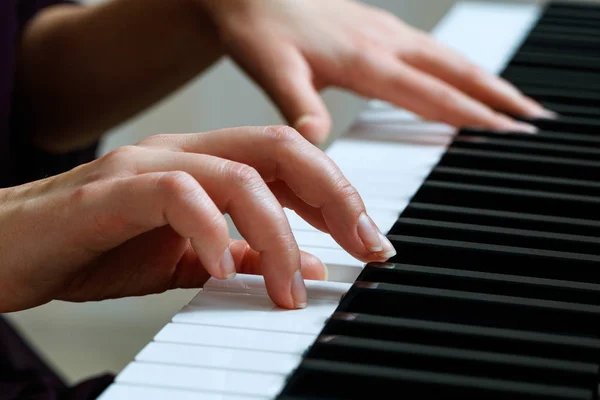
[{"left": 15, "top": 0, "right": 223, "bottom": 153}]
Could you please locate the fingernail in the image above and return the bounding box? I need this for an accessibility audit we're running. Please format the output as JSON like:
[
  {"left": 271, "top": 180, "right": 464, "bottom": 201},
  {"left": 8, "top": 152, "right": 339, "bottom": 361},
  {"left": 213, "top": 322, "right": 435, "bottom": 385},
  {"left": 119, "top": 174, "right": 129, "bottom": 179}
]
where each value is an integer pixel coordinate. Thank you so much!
[
  {"left": 377, "top": 233, "right": 397, "bottom": 260},
  {"left": 323, "top": 263, "right": 329, "bottom": 281},
  {"left": 294, "top": 115, "right": 318, "bottom": 131},
  {"left": 538, "top": 108, "right": 559, "bottom": 119},
  {"left": 220, "top": 247, "right": 236, "bottom": 279},
  {"left": 357, "top": 212, "right": 383, "bottom": 252},
  {"left": 509, "top": 121, "right": 538, "bottom": 134},
  {"left": 292, "top": 270, "right": 307, "bottom": 309}
]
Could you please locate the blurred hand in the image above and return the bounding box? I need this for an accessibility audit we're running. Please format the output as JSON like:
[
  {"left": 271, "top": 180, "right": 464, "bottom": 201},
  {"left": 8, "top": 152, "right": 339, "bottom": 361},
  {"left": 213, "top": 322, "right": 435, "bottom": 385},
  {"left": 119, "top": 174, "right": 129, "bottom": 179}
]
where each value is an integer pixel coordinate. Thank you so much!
[
  {"left": 0, "top": 126, "right": 394, "bottom": 313},
  {"left": 198, "top": 0, "right": 554, "bottom": 144}
]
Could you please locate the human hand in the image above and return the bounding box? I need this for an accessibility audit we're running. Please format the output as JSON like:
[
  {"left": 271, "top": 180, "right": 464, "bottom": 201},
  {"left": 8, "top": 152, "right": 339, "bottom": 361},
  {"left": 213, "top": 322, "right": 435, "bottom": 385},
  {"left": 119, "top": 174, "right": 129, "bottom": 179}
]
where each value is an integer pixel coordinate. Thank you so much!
[
  {"left": 0, "top": 126, "right": 394, "bottom": 313},
  {"left": 197, "top": 0, "right": 553, "bottom": 144}
]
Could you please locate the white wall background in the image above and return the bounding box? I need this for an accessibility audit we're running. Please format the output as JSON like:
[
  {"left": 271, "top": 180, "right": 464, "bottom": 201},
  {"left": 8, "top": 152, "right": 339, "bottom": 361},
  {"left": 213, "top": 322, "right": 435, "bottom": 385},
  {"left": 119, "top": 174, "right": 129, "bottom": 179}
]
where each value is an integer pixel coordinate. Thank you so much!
[{"left": 6, "top": 0, "right": 600, "bottom": 388}]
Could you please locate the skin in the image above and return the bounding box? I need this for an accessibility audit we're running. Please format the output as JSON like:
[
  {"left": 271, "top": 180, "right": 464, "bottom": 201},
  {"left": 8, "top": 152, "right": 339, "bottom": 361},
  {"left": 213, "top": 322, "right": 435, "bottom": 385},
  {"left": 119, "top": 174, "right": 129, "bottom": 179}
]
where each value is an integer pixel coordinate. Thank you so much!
[
  {"left": 3, "top": 0, "right": 554, "bottom": 312},
  {"left": 17, "top": 0, "right": 552, "bottom": 153},
  {"left": 0, "top": 126, "right": 395, "bottom": 312}
]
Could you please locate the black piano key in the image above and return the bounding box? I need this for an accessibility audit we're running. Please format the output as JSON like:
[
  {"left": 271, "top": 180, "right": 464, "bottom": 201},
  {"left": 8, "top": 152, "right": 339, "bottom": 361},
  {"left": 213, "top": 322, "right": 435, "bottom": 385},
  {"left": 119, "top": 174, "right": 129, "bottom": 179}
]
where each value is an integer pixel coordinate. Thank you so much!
[
  {"left": 321, "top": 313, "right": 600, "bottom": 363},
  {"left": 427, "top": 165, "right": 600, "bottom": 197},
  {"left": 531, "top": 25, "right": 600, "bottom": 38},
  {"left": 438, "top": 149, "right": 600, "bottom": 181},
  {"left": 502, "top": 66, "right": 600, "bottom": 91},
  {"left": 412, "top": 181, "right": 600, "bottom": 220},
  {"left": 538, "top": 102, "right": 600, "bottom": 119},
  {"left": 546, "top": 1, "right": 600, "bottom": 11},
  {"left": 388, "top": 217, "right": 600, "bottom": 255},
  {"left": 536, "top": 16, "right": 600, "bottom": 30},
  {"left": 280, "top": 359, "right": 593, "bottom": 400},
  {"left": 336, "top": 282, "right": 600, "bottom": 337},
  {"left": 522, "top": 115, "right": 600, "bottom": 135},
  {"left": 403, "top": 202, "right": 600, "bottom": 238},
  {"left": 387, "top": 235, "right": 600, "bottom": 283},
  {"left": 519, "top": 87, "right": 600, "bottom": 111},
  {"left": 451, "top": 135, "right": 600, "bottom": 160},
  {"left": 543, "top": 5, "right": 600, "bottom": 21},
  {"left": 458, "top": 128, "right": 600, "bottom": 147},
  {"left": 304, "top": 335, "right": 598, "bottom": 389},
  {"left": 525, "top": 33, "right": 600, "bottom": 52},
  {"left": 511, "top": 51, "right": 600, "bottom": 72},
  {"left": 356, "top": 262, "right": 600, "bottom": 306}
]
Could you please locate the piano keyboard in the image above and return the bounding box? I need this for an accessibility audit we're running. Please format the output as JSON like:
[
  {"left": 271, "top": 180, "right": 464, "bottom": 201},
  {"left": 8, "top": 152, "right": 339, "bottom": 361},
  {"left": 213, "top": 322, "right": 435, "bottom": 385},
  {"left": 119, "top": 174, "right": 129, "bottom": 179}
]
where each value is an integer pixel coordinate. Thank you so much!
[{"left": 97, "top": 1, "right": 600, "bottom": 399}]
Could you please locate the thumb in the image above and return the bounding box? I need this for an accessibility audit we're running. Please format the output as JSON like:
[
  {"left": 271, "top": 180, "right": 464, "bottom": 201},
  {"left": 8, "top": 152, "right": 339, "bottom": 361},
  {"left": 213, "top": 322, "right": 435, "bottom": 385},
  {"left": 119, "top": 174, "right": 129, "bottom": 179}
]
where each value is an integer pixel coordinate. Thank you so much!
[
  {"left": 231, "top": 39, "right": 332, "bottom": 144},
  {"left": 271, "top": 60, "right": 331, "bottom": 144},
  {"left": 263, "top": 49, "right": 331, "bottom": 144}
]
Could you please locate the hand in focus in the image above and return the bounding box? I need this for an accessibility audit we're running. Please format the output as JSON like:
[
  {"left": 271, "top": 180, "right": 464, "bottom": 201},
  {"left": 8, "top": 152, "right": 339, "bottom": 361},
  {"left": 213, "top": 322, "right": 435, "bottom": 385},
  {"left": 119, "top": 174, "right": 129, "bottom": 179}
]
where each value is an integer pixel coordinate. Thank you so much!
[
  {"left": 0, "top": 126, "right": 394, "bottom": 313},
  {"left": 198, "top": 0, "right": 554, "bottom": 144}
]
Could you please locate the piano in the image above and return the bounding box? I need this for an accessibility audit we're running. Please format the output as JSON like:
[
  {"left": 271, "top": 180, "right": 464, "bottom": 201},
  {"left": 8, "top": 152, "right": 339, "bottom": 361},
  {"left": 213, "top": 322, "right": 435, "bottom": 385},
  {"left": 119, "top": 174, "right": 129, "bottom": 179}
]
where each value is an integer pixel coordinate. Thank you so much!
[{"left": 97, "top": 1, "right": 600, "bottom": 399}]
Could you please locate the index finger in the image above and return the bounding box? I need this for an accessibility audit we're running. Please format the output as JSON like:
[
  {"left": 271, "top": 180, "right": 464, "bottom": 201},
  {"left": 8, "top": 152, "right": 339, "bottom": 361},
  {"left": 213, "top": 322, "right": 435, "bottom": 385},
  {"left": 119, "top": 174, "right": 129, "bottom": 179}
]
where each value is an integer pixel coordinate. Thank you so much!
[{"left": 140, "top": 127, "right": 396, "bottom": 263}]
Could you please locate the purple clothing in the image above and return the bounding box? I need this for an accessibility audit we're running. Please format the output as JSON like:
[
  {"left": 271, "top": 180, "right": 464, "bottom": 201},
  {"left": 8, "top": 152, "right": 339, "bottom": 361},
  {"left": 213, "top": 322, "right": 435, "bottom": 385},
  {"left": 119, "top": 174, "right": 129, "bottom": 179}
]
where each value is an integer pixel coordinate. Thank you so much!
[
  {"left": 0, "top": 316, "right": 114, "bottom": 399},
  {"left": 1, "top": 1, "right": 111, "bottom": 398},
  {"left": 1, "top": 0, "right": 97, "bottom": 188}
]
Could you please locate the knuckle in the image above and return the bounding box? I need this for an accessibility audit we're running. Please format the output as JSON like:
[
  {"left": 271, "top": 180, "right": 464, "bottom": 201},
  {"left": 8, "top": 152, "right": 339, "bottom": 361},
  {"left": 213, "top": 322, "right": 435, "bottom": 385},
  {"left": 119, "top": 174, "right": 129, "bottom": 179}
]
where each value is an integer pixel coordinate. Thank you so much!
[
  {"left": 331, "top": 177, "right": 361, "bottom": 203},
  {"left": 227, "top": 162, "right": 263, "bottom": 188},
  {"left": 205, "top": 211, "right": 228, "bottom": 236},
  {"left": 100, "top": 145, "right": 140, "bottom": 169},
  {"left": 156, "top": 171, "right": 198, "bottom": 199},
  {"left": 433, "top": 87, "right": 459, "bottom": 118},
  {"left": 138, "top": 133, "right": 172, "bottom": 147},
  {"left": 69, "top": 181, "right": 101, "bottom": 206},
  {"left": 262, "top": 125, "right": 301, "bottom": 145},
  {"left": 462, "top": 62, "right": 485, "bottom": 85}
]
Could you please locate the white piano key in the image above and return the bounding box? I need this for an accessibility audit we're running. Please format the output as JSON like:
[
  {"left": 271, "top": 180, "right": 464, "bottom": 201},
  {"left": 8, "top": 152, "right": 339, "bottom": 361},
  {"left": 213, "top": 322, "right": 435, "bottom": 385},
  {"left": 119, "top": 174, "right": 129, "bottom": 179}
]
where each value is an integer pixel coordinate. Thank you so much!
[
  {"left": 298, "top": 246, "right": 365, "bottom": 268},
  {"left": 430, "top": 1, "right": 541, "bottom": 75},
  {"left": 97, "top": 384, "right": 265, "bottom": 400},
  {"left": 326, "top": 139, "right": 446, "bottom": 165},
  {"left": 293, "top": 229, "right": 340, "bottom": 249},
  {"left": 340, "top": 168, "right": 431, "bottom": 186},
  {"left": 155, "top": 323, "right": 314, "bottom": 354},
  {"left": 203, "top": 273, "right": 351, "bottom": 300},
  {"left": 136, "top": 342, "right": 301, "bottom": 375},
  {"left": 351, "top": 179, "right": 426, "bottom": 199},
  {"left": 362, "top": 197, "right": 410, "bottom": 216},
  {"left": 348, "top": 121, "right": 456, "bottom": 147},
  {"left": 284, "top": 208, "right": 398, "bottom": 233},
  {"left": 116, "top": 362, "right": 285, "bottom": 397},
  {"left": 174, "top": 291, "right": 336, "bottom": 335}
]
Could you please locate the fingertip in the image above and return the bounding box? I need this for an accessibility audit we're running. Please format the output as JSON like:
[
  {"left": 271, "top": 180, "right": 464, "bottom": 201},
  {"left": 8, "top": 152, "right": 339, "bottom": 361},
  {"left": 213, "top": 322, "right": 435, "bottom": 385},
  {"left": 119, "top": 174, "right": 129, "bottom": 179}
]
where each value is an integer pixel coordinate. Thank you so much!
[
  {"left": 293, "top": 115, "right": 331, "bottom": 145},
  {"left": 291, "top": 269, "right": 307, "bottom": 309}
]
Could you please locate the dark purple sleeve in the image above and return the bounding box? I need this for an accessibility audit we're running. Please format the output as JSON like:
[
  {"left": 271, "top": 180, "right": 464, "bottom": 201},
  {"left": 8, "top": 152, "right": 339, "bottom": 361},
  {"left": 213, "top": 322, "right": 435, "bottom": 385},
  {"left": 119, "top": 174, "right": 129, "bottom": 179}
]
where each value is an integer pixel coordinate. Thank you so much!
[{"left": 9, "top": 0, "right": 100, "bottom": 186}]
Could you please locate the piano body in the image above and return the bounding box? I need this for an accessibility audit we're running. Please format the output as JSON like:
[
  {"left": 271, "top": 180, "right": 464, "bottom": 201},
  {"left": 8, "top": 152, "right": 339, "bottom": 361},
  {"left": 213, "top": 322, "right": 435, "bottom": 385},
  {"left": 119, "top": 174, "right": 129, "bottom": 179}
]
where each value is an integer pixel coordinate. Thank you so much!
[{"left": 98, "top": 1, "right": 600, "bottom": 399}]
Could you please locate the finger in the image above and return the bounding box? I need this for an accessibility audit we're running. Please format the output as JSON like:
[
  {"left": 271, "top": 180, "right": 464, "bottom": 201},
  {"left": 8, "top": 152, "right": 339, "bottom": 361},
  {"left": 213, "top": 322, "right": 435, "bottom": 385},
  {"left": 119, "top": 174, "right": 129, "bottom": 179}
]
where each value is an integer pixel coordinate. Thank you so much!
[
  {"left": 228, "top": 239, "right": 328, "bottom": 281},
  {"left": 349, "top": 54, "right": 539, "bottom": 133},
  {"left": 401, "top": 32, "right": 555, "bottom": 119},
  {"left": 268, "top": 180, "right": 330, "bottom": 234},
  {"left": 79, "top": 170, "right": 233, "bottom": 278},
  {"left": 133, "top": 150, "right": 307, "bottom": 310},
  {"left": 227, "top": 36, "right": 331, "bottom": 144},
  {"left": 145, "top": 127, "right": 396, "bottom": 264}
]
